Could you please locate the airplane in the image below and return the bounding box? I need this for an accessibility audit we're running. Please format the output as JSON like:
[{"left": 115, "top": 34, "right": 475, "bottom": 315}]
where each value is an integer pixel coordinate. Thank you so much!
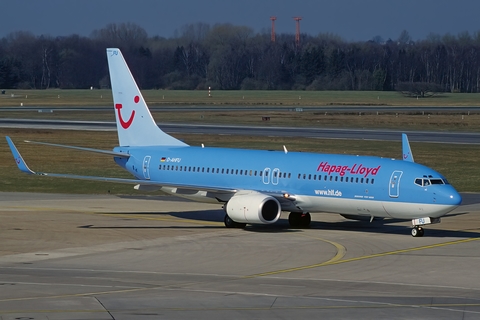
[{"left": 6, "top": 48, "right": 462, "bottom": 237}]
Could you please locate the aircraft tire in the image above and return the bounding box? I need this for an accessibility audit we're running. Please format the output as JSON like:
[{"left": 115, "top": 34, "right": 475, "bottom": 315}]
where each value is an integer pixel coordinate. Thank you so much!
[
  {"left": 300, "top": 212, "right": 311, "bottom": 227},
  {"left": 411, "top": 226, "right": 424, "bottom": 237},
  {"left": 288, "top": 212, "right": 301, "bottom": 227},
  {"left": 289, "top": 212, "right": 311, "bottom": 228},
  {"left": 224, "top": 214, "right": 246, "bottom": 229}
]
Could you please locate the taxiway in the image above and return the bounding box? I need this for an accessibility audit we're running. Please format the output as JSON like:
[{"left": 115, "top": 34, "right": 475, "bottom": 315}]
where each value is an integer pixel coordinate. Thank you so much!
[{"left": 0, "top": 192, "right": 479, "bottom": 319}]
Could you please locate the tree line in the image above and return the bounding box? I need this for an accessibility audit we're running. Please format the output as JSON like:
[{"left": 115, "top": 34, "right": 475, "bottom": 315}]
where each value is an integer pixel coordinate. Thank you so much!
[{"left": 1, "top": 22, "right": 480, "bottom": 93}]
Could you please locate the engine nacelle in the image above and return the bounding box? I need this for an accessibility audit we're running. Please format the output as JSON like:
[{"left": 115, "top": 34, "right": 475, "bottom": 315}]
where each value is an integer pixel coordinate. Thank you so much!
[{"left": 225, "top": 192, "right": 281, "bottom": 224}]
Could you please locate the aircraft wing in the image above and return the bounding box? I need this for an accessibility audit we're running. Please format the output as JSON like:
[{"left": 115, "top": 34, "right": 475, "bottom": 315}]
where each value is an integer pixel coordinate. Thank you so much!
[
  {"left": 24, "top": 139, "right": 130, "bottom": 158},
  {"left": 6, "top": 136, "right": 236, "bottom": 194}
]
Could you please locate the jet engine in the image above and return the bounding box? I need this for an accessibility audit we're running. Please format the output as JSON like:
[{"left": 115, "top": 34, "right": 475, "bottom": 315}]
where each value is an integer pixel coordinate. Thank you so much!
[{"left": 225, "top": 192, "right": 281, "bottom": 224}]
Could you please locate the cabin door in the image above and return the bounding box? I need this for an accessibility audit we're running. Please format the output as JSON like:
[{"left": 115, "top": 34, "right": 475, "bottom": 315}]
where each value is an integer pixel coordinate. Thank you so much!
[
  {"left": 389, "top": 170, "right": 403, "bottom": 198},
  {"left": 143, "top": 156, "right": 151, "bottom": 180},
  {"left": 262, "top": 168, "right": 271, "bottom": 185}
]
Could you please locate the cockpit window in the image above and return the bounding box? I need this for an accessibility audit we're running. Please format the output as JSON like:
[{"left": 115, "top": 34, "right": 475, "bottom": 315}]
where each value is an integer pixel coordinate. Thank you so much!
[{"left": 415, "top": 177, "right": 445, "bottom": 187}]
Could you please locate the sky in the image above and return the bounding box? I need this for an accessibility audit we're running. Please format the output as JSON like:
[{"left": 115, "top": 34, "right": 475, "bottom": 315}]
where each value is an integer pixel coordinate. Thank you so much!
[{"left": 1, "top": 0, "right": 479, "bottom": 41}]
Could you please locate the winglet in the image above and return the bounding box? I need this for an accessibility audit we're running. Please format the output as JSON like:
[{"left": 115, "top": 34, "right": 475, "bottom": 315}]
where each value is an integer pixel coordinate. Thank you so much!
[
  {"left": 402, "top": 133, "right": 414, "bottom": 162},
  {"left": 6, "top": 136, "right": 36, "bottom": 174}
]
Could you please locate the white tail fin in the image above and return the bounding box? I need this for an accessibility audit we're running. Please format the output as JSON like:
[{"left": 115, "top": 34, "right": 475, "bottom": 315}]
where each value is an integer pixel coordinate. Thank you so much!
[{"left": 106, "top": 48, "right": 188, "bottom": 147}]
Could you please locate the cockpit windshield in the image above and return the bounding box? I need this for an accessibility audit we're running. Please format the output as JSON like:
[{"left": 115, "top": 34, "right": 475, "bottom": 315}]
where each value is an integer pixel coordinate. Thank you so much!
[{"left": 414, "top": 177, "right": 449, "bottom": 187}]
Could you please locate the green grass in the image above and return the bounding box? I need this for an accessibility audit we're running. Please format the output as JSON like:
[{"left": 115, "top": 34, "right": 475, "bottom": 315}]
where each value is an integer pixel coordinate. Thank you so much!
[
  {"left": 1, "top": 128, "right": 478, "bottom": 193},
  {"left": 2, "top": 109, "right": 480, "bottom": 132},
  {"left": 1, "top": 89, "right": 480, "bottom": 107},
  {"left": 1, "top": 89, "right": 478, "bottom": 194}
]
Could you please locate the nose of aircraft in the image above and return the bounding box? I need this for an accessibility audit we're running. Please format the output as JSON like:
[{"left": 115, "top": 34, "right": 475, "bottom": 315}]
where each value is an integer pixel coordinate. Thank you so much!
[{"left": 444, "top": 186, "right": 462, "bottom": 206}]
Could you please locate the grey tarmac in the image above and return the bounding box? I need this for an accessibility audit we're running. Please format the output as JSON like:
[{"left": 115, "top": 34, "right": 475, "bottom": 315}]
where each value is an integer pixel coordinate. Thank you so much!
[{"left": 0, "top": 192, "right": 480, "bottom": 319}]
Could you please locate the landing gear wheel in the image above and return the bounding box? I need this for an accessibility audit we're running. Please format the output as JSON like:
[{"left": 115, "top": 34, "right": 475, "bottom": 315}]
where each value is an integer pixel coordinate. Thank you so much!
[
  {"left": 224, "top": 214, "right": 246, "bottom": 229},
  {"left": 289, "top": 212, "right": 311, "bottom": 228},
  {"left": 411, "top": 226, "right": 424, "bottom": 237},
  {"left": 300, "top": 212, "right": 311, "bottom": 228}
]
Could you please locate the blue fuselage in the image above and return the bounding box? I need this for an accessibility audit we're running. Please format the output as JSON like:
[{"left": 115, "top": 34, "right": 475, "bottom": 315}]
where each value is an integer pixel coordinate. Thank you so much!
[{"left": 113, "top": 145, "right": 461, "bottom": 220}]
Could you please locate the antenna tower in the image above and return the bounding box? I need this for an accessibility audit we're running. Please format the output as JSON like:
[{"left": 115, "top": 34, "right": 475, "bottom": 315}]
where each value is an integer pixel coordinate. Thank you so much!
[
  {"left": 293, "top": 17, "right": 302, "bottom": 47},
  {"left": 270, "top": 16, "right": 277, "bottom": 42}
]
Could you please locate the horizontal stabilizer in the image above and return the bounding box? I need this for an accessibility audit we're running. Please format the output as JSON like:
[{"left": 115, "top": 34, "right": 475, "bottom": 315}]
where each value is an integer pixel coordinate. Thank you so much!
[
  {"left": 24, "top": 140, "right": 130, "bottom": 158},
  {"left": 402, "top": 133, "right": 415, "bottom": 162}
]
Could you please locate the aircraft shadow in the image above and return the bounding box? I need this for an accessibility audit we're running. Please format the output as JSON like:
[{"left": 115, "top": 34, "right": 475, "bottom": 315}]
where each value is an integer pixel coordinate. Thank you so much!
[
  {"left": 306, "top": 220, "right": 480, "bottom": 238},
  {"left": 79, "top": 209, "right": 480, "bottom": 238}
]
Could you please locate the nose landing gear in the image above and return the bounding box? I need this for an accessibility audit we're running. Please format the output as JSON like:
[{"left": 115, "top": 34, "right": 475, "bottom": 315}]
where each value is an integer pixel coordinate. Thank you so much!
[
  {"left": 411, "top": 226, "right": 424, "bottom": 237},
  {"left": 411, "top": 217, "right": 440, "bottom": 237}
]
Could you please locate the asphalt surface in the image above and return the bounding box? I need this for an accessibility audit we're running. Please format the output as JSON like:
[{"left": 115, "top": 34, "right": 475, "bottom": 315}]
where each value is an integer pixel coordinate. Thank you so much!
[
  {"left": 2, "top": 118, "right": 480, "bottom": 144},
  {"left": 0, "top": 192, "right": 480, "bottom": 319}
]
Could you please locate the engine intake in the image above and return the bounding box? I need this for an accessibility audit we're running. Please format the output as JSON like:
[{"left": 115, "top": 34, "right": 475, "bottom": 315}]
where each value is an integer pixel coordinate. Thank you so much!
[{"left": 225, "top": 191, "right": 281, "bottom": 224}]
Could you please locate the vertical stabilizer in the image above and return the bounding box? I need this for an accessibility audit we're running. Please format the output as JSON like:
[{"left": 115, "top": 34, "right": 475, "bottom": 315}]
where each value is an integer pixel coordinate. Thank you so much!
[
  {"left": 402, "top": 133, "right": 414, "bottom": 162},
  {"left": 106, "top": 48, "right": 188, "bottom": 147}
]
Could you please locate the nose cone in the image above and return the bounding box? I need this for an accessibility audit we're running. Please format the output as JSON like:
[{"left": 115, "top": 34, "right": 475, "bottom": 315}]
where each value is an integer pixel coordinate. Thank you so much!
[
  {"left": 438, "top": 185, "right": 462, "bottom": 207},
  {"left": 447, "top": 190, "right": 462, "bottom": 206},
  {"left": 430, "top": 187, "right": 462, "bottom": 218}
]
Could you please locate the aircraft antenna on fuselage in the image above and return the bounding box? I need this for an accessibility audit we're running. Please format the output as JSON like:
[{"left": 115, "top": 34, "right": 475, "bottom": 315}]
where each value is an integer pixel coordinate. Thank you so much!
[{"left": 106, "top": 48, "right": 188, "bottom": 147}]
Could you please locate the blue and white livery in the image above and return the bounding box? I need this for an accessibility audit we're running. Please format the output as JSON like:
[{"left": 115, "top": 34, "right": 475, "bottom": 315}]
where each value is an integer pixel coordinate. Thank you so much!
[{"left": 6, "top": 48, "right": 462, "bottom": 237}]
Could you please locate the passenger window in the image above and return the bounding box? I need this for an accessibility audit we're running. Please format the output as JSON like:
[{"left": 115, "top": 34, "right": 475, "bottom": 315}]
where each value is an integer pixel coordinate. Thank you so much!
[
  {"left": 371, "top": 179, "right": 374, "bottom": 184},
  {"left": 308, "top": 174, "right": 311, "bottom": 180},
  {"left": 335, "top": 176, "right": 338, "bottom": 182},
  {"left": 366, "top": 178, "right": 369, "bottom": 184}
]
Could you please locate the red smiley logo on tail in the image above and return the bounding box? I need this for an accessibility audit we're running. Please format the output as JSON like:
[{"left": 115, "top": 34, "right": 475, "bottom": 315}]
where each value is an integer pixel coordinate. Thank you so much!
[{"left": 115, "top": 96, "right": 140, "bottom": 129}]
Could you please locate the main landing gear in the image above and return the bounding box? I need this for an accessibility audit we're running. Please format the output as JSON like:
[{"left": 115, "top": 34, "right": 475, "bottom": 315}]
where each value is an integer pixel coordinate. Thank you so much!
[
  {"left": 288, "top": 212, "right": 311, "bottom": 228},
  {"left": 224, "top": 214, "right": 246, "bottom": 229}
]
